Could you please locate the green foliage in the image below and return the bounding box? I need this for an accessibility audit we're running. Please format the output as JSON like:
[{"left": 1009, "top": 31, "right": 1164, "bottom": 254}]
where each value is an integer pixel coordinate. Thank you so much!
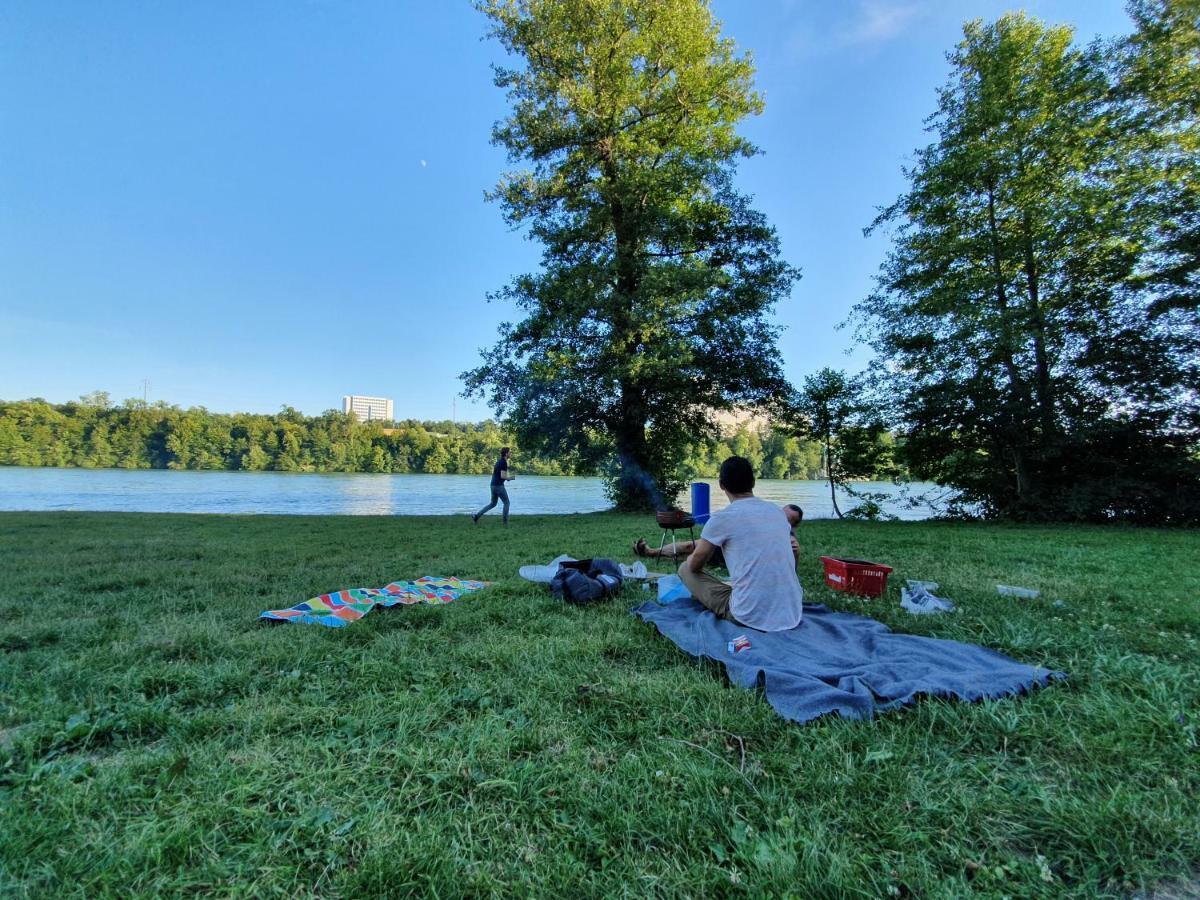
[
  {"left": 685, "top": 426, "right": 783, "bottom": 479},
  {"left": 1118, "top": 0, "right": 1200, "bottom": 323},
  {"left": 780, "top": 368, "right": 900, "bottom": 519},
  {"left": 856, "top": 11, "right": 1200, "bottom": 524},
  {"left": 0, "top": 396, "right": 575, "bottom": 477},
  {"left": 0, "top": 396, "right": 844, "bottom": 482},
  {"left": 464, "top": 0, "right": 799, "bottom": 510},
  {"left": 0, "top": 512, "right": 1197, "bottom": 895}
]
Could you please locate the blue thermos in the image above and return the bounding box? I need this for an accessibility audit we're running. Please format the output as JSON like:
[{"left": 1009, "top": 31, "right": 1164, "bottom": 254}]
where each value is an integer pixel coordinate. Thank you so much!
[{"left": 690, "top": 481, "right": 711, "bottom": 524}]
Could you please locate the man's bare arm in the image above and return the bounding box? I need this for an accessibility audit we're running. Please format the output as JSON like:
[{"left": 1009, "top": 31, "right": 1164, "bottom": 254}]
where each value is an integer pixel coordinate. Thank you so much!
[{"left": 685, "top": 538, "right": 718, "bottom": 573}]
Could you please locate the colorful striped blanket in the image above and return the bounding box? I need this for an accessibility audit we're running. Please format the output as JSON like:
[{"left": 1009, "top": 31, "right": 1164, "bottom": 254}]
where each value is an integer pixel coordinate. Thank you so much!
[{"left": 260, "top": 577, "right": 489, "bottom": 627}]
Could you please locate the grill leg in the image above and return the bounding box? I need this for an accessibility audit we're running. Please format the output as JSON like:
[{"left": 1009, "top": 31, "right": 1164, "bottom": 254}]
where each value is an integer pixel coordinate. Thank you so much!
[{"left": 659, "top": 526, "right": 694, "bottom": 562}]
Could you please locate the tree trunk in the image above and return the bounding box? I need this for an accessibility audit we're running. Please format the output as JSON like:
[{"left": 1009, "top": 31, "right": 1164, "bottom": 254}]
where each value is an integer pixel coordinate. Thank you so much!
[
  {"left": 985, "top": 175, "right": 1032, "bottom": 501},
  {"left": 613, "top": 411, "right": 660, "bottom": 510},
  {"left": 604, "top": 146, "right": 656, "bottom": 509},
  {"left": 824, "top": 439, "right": 844, "bottom": 519},
  {"left": 1022, "top": 209, "right": 1056, "bottom": 440}
]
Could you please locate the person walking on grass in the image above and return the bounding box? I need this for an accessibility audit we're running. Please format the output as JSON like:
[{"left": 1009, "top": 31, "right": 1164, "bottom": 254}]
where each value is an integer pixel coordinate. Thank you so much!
[
  {"left": 472, "top": 447, "right": 516, "bottom": 525},
  {"left": 678, "top": 456, "right": 804, "bottom": 632}
]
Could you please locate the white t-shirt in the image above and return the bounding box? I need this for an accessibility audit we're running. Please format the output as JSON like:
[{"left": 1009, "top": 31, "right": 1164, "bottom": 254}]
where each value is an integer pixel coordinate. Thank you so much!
[{"left": 701, "top": 496, "right": 803, "bottom": 631}]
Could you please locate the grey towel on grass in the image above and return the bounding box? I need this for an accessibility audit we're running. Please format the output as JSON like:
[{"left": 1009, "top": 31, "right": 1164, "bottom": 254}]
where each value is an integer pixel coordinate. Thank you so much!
[{"left": 633, "top": 599, "right": 1064, "bottom": 724}]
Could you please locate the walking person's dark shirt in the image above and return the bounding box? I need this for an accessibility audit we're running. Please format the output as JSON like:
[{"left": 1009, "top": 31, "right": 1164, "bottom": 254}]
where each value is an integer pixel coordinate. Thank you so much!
[{"left": 491, "top": 455, "right": 508, "bottom": 487}]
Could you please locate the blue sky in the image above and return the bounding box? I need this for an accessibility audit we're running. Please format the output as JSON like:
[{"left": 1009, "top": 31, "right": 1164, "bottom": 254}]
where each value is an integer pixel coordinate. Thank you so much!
[{"left": 0, "top": 0, "right": 1132, "bottom": 421}]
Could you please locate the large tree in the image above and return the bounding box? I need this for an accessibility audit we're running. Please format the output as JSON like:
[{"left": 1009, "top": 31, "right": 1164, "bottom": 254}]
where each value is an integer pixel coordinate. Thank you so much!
[
  {"left": 463, "top": 0, "right": 798, "bottom": 509},
  {"left": 855, "top": 12, "right": 1199, "bottom": 522}
]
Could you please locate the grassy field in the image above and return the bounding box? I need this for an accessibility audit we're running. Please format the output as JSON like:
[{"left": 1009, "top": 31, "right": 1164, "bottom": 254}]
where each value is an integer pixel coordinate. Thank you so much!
[{"left": 0, "top": 512, "right": 1197, "bottom": 898}]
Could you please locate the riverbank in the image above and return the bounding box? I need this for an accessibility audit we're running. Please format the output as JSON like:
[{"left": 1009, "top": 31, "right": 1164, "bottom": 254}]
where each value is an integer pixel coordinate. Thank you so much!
[{"left": 1, "top": 512, "right": 1197, "bottom": 896}]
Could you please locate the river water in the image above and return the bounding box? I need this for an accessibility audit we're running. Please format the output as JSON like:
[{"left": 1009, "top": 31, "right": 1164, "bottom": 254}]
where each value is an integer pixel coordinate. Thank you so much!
[{"left": 0, "top": 467, "right": 948, "bottom": 519}]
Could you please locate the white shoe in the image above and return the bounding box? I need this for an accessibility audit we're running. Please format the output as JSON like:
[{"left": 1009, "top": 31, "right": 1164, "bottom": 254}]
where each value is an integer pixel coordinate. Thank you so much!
[
  {"left": 901, "top": 584, "right": 955, "bottom": 615},
  {"left": 518, "top": 554, "right": 577, "bottom": 584}
]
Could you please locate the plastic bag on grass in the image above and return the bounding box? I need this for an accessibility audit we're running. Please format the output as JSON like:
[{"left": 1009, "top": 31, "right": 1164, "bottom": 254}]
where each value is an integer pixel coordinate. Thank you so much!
[{"left": 656, "top": 575, "right": 692, "bottom": 604}]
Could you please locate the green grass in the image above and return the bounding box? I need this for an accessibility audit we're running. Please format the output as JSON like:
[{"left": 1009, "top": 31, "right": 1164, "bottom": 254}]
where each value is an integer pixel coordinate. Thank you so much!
[{"left": 0, "top": 512, "right": 1197, "bottom": 898}]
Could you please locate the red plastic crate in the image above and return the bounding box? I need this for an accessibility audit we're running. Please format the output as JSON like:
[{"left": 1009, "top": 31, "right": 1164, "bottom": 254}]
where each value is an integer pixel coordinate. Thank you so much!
[{"left": 819, "top": 556, "right": 894, "bottom": 597}]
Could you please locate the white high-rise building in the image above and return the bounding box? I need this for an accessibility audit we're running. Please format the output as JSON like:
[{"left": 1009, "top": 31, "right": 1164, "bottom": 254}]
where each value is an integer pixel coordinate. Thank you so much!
[{"left": 342, "top": 395, "right": 394, "bottom": 422}]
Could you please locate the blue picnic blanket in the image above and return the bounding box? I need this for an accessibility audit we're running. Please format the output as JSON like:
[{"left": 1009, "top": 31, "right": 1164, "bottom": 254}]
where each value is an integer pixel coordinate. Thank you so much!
[{"left": 633, "top": 599, "right": 1064, "bottom": 724}]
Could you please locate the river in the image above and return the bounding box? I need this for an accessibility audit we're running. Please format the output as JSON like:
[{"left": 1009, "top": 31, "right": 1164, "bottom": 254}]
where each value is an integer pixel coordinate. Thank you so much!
[{"left": 0, "top": 467, "right": 949, "bottom": 519}]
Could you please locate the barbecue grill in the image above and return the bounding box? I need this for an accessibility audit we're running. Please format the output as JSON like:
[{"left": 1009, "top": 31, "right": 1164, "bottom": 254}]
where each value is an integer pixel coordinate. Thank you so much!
[{"left": 655, "top": 508, "right": 696, "bottom": 561}]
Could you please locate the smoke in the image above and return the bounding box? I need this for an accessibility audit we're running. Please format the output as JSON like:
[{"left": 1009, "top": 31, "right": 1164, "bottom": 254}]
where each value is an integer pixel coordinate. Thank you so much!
[{"left": 612, "top": 452, "right": 669, "bottom": 510}]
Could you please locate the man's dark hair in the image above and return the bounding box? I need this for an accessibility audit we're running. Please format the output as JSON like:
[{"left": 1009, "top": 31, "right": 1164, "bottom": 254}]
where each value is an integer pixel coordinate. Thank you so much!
[
  {"left": 500, "top": 447, "right": 511, "bottom": 456},
  {"left": 718, "top": 456, "right": 755, "bottom": 494},
  {"left": 785, "top": 503, "right": 804, "bottom": 522}
]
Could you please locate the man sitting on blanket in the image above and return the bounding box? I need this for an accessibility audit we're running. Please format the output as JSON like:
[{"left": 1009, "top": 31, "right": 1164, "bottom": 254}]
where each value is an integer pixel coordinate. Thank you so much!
[{"left": 677, "top": 456, "right": 804, "bottom": 631}]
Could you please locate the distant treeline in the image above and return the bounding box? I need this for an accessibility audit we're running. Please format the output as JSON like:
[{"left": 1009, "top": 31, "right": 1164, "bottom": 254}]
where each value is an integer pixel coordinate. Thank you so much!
[{"left": 0, "top": 394, "right": 892, "bottom": 480}]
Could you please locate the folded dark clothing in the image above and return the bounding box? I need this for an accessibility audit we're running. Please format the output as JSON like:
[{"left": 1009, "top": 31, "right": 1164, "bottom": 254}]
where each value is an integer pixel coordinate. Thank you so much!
[
  {"left": 551, "top": 558, "right": 624, "bottom": 604},
  {"left": 633, "top": 598, "right": 1064, "bottom": 724}
]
